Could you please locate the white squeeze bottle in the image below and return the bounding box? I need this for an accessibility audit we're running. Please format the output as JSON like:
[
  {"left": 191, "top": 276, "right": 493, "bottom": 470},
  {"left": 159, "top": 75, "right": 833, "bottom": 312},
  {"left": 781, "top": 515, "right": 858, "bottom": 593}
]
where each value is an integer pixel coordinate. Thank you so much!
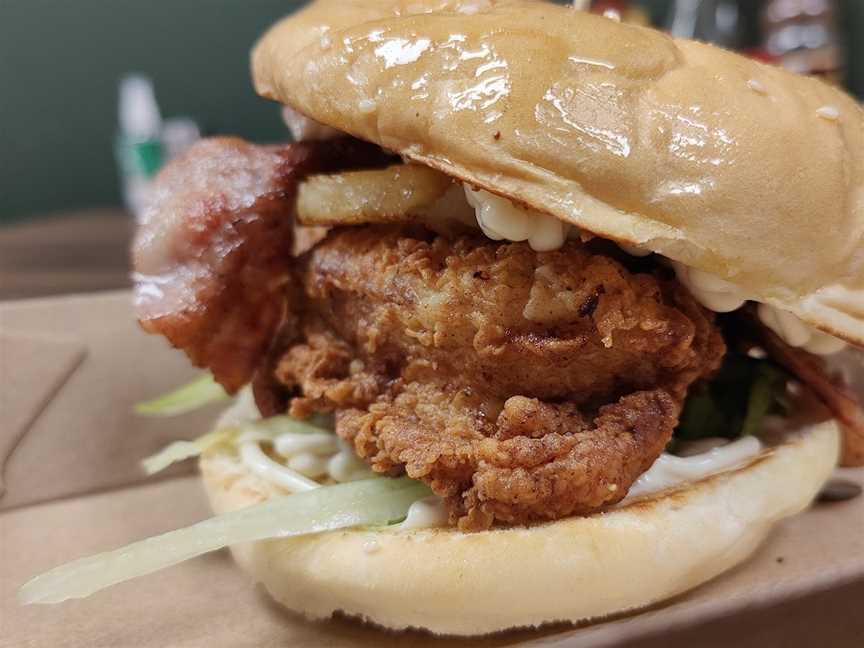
[{"left": 115, "top": 75, "right": 164, "bottom": 219}]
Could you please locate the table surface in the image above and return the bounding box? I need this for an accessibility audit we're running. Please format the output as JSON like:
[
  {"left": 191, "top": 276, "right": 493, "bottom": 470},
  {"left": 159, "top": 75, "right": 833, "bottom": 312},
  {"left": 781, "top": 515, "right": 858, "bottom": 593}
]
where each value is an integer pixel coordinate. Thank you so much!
[{"left": 0, "top": 209, "right": 133, "bottom": 301}]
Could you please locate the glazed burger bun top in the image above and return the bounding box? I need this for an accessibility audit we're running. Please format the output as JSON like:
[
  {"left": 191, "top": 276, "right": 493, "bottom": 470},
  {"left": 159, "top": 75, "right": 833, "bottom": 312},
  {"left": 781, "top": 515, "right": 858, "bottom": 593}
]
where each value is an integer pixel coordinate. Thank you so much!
[{"left": 252, "top": 0, "right": 864, "bottom": 346}]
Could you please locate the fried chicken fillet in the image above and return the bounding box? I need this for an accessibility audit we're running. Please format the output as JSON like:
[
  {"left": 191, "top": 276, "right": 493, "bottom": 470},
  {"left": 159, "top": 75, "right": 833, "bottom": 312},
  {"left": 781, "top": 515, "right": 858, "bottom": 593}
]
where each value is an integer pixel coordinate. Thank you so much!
[{"left": 276, "top": 227, "right": 726, "bottom": 529}]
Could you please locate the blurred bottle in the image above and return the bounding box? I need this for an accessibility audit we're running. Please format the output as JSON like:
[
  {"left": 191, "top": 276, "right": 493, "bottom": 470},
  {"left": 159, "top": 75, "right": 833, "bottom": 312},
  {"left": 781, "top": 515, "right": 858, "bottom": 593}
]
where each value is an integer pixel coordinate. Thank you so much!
[
  {"left": 115, "top": 75, "right": 201, "bottom": 218},
  {"left": 115, "top": 75, "right": 164, "bottom": 218},
  {"left": 666, "top": 0, "right": 743, "bottom": 48},
  {"left": 161, "top": 117, "right": 201, "bottom": 162},
  {"left": 761, "top": 0, "right": 843, "bottom": 82}
]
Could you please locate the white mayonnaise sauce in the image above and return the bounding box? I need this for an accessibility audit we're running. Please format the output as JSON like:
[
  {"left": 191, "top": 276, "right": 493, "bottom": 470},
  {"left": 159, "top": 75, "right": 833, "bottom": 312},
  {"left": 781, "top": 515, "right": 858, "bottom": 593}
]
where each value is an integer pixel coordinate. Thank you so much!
[
  {"left": 670, "top": 262, "right": 845, "bottom": 355},
  {"left": 238, "top": 441, "right": 320, "bottom": 492},
  {"left": 623, "top": 436, "right": 762, "bottom": 502},
  {"left": 398, "top": 496, "right": 449, "bottom": 530},
  {"left": 464, "top": 186, "right": 568, "bottom": 251},
  {"left": 287, "top": 453, "right": 329, "bottom": 479},
  {"left": 362, "top": 538, "right": 382, "bottom": 554},
  {"left": 673, "top": 436, "right": 731, "bottom": 457},
  {"left": 757, "top": 303, "right": 847, "bottom": 355},
  {"left": 281, "top": 106, "right": 341, "bottom": 142},
  {"left": 618, "top": 242, "right": 652, "bottom": 257},
  {"left": 240, "top": 425, "right": 374, "bottom": 495},
  {"left": 671, "top": 261, "right": 748, "bottom": 313},
  {"left": 325, "top": 440, "right": 375, "bottom": 483},
  {"left": 273, "top": 431, "right": 339, "bottom": 456},
  {"left": 228, "top": 387, "right": 373, "bottom": 492},
  {"left": 747, "top": 79, "right": 767, "bottom": 95}
]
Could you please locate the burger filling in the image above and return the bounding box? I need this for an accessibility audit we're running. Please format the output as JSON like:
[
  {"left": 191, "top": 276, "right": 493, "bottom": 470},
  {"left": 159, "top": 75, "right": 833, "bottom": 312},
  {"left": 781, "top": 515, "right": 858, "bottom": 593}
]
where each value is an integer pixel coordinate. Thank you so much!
[{"left": 132, "top": 133, "right": 864, "bottom": 530}]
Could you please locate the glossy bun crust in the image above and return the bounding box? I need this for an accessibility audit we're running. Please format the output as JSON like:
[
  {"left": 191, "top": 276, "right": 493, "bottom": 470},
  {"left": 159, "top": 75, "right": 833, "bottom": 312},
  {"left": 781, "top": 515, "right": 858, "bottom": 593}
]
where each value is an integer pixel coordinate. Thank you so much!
[
  {"left": 252, "top": 0, "right": 864, "bottom": 346},
  {"left": 200, "top": 419, "right": 839, "bottom": 635}
]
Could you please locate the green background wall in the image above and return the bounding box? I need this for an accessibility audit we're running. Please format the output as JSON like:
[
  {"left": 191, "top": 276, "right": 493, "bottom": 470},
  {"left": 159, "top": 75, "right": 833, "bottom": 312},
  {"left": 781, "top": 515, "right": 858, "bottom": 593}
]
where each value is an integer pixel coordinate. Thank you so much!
[
  {"left": 1, "top": 0, "right": 862, "bottom": 222},
  {"left": 0, "top": 1, "right": 302, "bottom": 222}
]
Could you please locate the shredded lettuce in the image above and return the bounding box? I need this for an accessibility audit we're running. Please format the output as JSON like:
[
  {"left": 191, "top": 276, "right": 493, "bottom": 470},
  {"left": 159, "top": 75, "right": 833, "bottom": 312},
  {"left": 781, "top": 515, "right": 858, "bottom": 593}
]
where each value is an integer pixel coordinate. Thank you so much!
[
  {"left": 19, "top": 477, "right": 431, "bottom": 605},
  {"left": 741, "top": 363, "right": 787, "bottom": 438},
  {"left": 141, "top": 427, "right": 238, "bottom": 475},
  {"left": 244, "top": 414, "right": 332, "bottom": 437},
  {"left": 135, "top": 374, "right": 228, "bottom": 417},
  {"left": 141, "top": 415, "right": 335, "bottom": 476}
]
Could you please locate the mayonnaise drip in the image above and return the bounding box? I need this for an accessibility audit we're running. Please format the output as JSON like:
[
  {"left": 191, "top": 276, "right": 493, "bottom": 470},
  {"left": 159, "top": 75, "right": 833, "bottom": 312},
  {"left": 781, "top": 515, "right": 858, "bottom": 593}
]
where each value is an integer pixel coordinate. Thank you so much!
[
  {"left": 398, "top": 496, "right": 449, "bottom": 530},
  {"left": 464, "top": 186, "right": 568, "bottom": 251},
  {"left": 618, "top": 242, "right": 652, "bottom": 257},
  {"left": 238, "top": 442, "right": 320, "bottom": 492},
  {"left": 623, "top": 436, "right": 763, "bottom": 502},
  {"left": 281, "top": 106, "right": 341, "bottom": 142},
  {"left": 326, "top": 440, "right": 374, "bottom": 483},
  {"left": 757, "top": 303, "right": 846, "bottom": 355},
  {"left": 273, "top": 431, "right": 339, "bottom": 456},
  {"left": 671, "top": 261, "right": 747, "bottom": 313},
  {"left": 670, "top": 261, "right": 845, "bottom": 355},
  {"left": 238, "top": 423, "right": 373, "bottom": 494}
]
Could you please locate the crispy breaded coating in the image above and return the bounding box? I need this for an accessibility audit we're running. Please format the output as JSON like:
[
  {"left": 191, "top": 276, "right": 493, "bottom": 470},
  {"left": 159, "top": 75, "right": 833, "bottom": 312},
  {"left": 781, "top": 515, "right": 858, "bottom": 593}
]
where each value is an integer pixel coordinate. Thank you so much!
[{"left": 274, "top": 227, "right": 725, "bottom": 529}]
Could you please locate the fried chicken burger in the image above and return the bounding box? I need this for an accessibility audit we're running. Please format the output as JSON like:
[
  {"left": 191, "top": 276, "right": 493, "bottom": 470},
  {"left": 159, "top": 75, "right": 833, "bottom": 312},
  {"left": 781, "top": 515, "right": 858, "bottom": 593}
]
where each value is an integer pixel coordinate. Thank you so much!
[{"left": 21, "top": 0, "right": 864, "bottom": 636}]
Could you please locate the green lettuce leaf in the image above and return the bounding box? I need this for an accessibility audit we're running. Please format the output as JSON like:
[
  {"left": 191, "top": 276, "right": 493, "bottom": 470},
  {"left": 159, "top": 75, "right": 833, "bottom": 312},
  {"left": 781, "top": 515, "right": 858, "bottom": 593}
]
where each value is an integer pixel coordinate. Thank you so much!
[
  {"left": 676, "top": 353, "right": 789, "bottom": 442},
  {"left": 134, "top": 374, "right": 228, "bottom": 417},
  {"left": 140, "top": 415, "right": 335, "bottom": 476},
  {"left": 19, "top": 477, "right": 431, "bottom": 605}
]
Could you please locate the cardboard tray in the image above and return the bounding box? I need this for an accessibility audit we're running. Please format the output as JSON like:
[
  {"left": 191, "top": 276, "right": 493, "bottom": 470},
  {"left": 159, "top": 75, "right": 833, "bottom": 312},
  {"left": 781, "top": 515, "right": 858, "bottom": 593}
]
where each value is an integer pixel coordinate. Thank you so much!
[{"left": 2, "top": 291, "right": 863, "bottom": 648}]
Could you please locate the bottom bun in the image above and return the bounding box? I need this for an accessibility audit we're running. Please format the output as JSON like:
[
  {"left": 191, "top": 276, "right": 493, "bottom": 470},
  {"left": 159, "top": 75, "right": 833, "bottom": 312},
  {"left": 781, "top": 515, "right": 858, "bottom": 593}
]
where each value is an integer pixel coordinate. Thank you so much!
[{"left": 200, "top": 420, "right": 839, "bottom": 636}]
